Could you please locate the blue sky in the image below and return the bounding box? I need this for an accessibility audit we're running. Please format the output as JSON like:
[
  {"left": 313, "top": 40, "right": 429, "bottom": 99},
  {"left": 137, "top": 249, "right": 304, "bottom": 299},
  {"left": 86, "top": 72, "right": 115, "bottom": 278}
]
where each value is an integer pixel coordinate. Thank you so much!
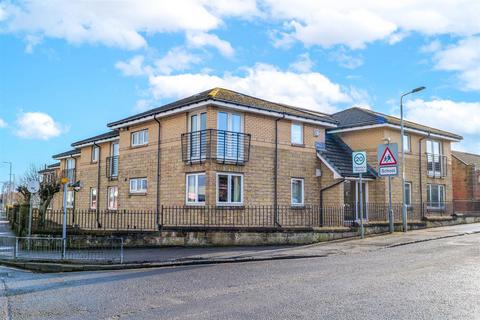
[{"left": 1, "top": 0, "right": 480, "bottom": 184}]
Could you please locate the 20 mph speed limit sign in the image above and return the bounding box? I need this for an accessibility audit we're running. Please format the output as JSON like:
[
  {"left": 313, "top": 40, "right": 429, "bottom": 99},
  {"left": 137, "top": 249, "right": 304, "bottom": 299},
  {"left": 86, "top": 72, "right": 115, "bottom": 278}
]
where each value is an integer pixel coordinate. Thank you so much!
[{"left": 352, "top": 151, "right": 367, "bottom": 174}]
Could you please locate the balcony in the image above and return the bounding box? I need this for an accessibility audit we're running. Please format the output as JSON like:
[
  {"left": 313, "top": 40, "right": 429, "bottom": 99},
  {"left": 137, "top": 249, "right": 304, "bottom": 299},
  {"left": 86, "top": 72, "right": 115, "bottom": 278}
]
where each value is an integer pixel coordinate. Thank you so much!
[
  {"left": 181, "top": 129, "right": 251, "bottom": 165},
  {"left": 61, "top": 169, "right": 76, "bottom": 183},
  {"left": 426, "top": 153, "right": 447, "bottom": 178},
  {"left": 106, "top": 156, "right": 119, "bottom": 180}
]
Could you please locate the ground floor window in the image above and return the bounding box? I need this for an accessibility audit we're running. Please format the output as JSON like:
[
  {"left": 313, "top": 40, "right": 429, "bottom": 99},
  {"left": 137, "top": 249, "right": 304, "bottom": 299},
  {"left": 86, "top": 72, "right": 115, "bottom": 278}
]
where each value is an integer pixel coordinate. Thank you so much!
[
  {"left": 217, "top": 173, "right": 243, "bottom": 205},
  {"left": 186, "top": 173, "right": 206, "bottom": 204},
  {"left": 427, "top": 184, "right": 445, "bottom": 208},
  {"left": 291, "top": 178, "right": 304, "bottom": 206},
  {"left": 129, "top": 178, "right": 147, "bottom": 193},
  {"left": 404, "top": 182, "right": 412, "bottom": 207},
  {"left": 107, "top": 186, "right": 118, "bottom": 210},
  {"left": 90, "top": 188, "right": 97, "bottom": 210},
  {"left": 66, "top": 190, "right": 74, "bottom": 208}
]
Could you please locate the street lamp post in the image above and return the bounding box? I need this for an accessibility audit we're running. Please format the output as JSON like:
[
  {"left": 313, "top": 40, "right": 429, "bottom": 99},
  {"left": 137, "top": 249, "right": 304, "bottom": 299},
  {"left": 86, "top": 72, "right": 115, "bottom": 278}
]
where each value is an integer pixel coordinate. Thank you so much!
[{"left": 400, "top": 86, "right": 426, "bottom": 232}]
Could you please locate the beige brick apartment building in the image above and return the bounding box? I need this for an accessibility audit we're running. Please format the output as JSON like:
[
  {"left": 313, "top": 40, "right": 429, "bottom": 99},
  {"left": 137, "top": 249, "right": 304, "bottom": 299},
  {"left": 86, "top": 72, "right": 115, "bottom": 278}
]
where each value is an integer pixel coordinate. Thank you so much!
[{"left": 44, "top": 88, "right": 462, "bottom": 222}]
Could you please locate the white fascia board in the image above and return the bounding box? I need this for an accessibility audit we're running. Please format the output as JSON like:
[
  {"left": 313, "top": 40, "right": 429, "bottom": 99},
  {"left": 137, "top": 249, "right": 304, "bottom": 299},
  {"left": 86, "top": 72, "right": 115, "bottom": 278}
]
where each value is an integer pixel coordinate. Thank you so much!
[
  {"left": 53, "top": 153, "right": 81, "bottom": 160},
  {"left": 316, "top": 152, "right": 343, "bottom": 179},
  {"left": 110, "top": 99, "right": 337, "bottom": 129},
  {"left": 328, "top": 123, "right": 461, "bottom": 142},
  {"left": 72, "top": 136, "right": 119, "bottom": 148}
]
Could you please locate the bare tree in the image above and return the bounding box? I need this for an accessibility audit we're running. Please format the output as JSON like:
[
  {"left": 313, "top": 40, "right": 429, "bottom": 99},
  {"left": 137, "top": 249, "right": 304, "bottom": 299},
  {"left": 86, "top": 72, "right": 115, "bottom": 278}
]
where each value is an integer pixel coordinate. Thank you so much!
[{"left": 17, "top": 164, "right": 61, "bottom": 226}]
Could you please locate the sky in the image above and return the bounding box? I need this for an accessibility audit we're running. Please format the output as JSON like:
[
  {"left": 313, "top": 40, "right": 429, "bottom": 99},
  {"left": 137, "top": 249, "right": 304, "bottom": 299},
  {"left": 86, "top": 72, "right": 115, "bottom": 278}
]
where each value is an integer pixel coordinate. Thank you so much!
[{"left": 1, "top": 0, "right": 480, "bottom": 184}]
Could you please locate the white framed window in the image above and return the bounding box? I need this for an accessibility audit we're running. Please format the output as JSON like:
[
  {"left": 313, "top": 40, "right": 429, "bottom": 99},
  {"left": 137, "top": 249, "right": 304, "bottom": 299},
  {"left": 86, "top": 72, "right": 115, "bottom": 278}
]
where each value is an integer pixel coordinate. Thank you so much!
[
  {"left": 426, "top": 140, "right": 443, "bottom": 177},
  {"left": 131, "top": 129, "right": 149, "bottom": 147},
  {"left": 291, "top": 123, "right": 303, "bottom": 145},
  {"left": 427, "top": 184, "right": 445, "bottom": 208},
  {"left": 403, "top": 134, "right": 411, "bottom": 153},
  {"left": 216, "top": 173, "right": 243, "bottom": 205},
  {"left": 404, "top": 182, "right": 412, "bottom": 207},
  {"left": 66, "top": 190, "right": 74, "bottom": 208},
  {"left": 90, "top": 188, "right": 97, "bottom": 210},
  {"left": 91, "top": 146, "right": 99, "bottom": 162},
  {"left": 129, "top": 178, "right": 147, "bottom": 193},
  {"left": 107, "top": 186, "right": 118, "bottom": 210},
  {"left": 186, "top": 173, "right": 206, "bottom": 204},
  {"left": 291, "top": 178, "right": 304, "bottom": 206}
]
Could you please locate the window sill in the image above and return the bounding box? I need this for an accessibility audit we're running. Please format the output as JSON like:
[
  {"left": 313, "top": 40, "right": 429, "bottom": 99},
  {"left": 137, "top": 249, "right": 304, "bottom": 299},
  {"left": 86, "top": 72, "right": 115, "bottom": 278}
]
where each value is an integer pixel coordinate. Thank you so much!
[
  {"left": 291, "top": 143, "right": 305, "bottom": 148},
  {"left": 129, "top": 192, "right": 147, "bottom": 196},
  {"left": 130, "top": 144, "right": 149, "bottom": 149},
  {"left": 185, "top": 203, "right": 206, "bottom": 207},
  {"left": 216, "top": 204, "right": 244, "bottom": 208},
  {"left": 290, "top": 205, "right": 305, "bottom": 209}
]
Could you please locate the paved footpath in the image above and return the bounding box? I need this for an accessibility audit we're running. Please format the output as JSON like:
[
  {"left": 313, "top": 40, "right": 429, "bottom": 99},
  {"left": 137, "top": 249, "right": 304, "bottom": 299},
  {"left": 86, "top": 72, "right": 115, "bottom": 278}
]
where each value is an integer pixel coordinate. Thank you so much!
[
  {"left": 120, "top": 223, "right": 480, "bottom": 264},
  {"left": 2, "top": 223, "right": 480, "bottom": 319}
]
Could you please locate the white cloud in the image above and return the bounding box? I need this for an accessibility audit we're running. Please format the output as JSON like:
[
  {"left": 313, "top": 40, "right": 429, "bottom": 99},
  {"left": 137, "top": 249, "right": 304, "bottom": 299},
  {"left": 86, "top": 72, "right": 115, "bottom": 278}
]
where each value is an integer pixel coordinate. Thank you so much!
[
  {"left": 1, "top": 0, "right": 258, "bottom": 50},
  {"left": 289, "top": 53, "right": 314, "bottom": 73},
  {"left": 186, "top": 32, "right": 234, "bottom": 57},
  {"left": 14, "top": 112, "right": 64, "bottom": 140},
  {"left": 0, "top": 118, "right": 7, "bottom": 128},
  {"left": 433, "top": 37, "right": 480, "bottom": 91},
  {"left": 405, "top": 98, "right": 480, "bottom": 135},
  {"left": 265, "top": 0, "right": 480, "bottom": 49},
  {"left": 329, "top": 49, "right": 363, "bottom": 69},
  {"left": 154, "top": 48, "right": 201, "bottom": 75},
  {"left": 420, "top": 39, "right": 442, "bottom": 53},
  {"left": 133, "top": 99, "right": 151, "bottom": 112},
  {"left": 115, "top": 55, "right": 147, "bottom": 77},
  {"left": 147, "top": 63, "right": 360, "bottom": 113}
]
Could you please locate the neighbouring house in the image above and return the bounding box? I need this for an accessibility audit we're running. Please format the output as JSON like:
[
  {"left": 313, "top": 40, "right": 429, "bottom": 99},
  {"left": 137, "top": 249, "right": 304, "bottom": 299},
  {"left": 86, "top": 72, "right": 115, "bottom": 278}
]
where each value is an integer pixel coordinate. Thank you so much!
[
  {"left": 452, "top": 151, "right": 480, "bottom": 201},
  {"left": 43, "top": 88, "right": 463, "bottom": 227}
]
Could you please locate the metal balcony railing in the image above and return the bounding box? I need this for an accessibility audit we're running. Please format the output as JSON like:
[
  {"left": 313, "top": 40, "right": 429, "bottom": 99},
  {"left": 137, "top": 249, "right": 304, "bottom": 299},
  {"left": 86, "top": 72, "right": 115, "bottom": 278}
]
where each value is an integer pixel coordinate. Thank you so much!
[
  {"left": 181, "top": 129, "right": 251, "bottom": 164},
  {"left": 426, "top": 153, "right": 447, "bottom": 178},
  {"left": 106, "top": 156, "right": 119, "bottom": 180},
  {"left": 61, "top": 169, "right": 76, "bottom": 183}
]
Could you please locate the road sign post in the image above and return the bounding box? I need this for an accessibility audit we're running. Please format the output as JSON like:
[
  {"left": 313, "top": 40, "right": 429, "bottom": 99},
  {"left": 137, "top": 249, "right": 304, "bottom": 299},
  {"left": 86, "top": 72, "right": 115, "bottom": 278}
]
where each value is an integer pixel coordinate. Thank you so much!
[
  {"left": 352, "top": 151, "right": 367, "bottom": 239},
  {"left": 26, "top": 180, "right": 40, "bottom": 238},
  {"left": 377, "top": 144, "right": 399, "bottom": 233}
]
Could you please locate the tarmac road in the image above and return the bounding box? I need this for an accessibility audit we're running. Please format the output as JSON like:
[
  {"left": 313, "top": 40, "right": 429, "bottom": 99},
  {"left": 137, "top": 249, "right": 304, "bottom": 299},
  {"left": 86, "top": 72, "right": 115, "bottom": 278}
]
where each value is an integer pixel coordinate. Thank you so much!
[{"left": 2, "top": 228, "right": 480, "bottom": 320}]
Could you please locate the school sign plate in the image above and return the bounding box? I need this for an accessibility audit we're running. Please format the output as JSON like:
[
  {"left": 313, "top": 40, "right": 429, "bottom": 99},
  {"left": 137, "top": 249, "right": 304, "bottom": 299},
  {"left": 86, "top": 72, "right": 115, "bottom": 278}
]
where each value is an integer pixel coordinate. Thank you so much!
[{"left": 377, "top": 143, "right": 399, "bottom": 177}]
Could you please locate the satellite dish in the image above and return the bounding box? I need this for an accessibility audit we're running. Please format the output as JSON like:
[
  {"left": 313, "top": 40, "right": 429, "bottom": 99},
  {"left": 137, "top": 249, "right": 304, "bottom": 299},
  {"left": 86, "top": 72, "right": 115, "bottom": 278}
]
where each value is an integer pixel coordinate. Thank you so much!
[{"left": 27, "top": 180, "right": 40, "bottom": 193}]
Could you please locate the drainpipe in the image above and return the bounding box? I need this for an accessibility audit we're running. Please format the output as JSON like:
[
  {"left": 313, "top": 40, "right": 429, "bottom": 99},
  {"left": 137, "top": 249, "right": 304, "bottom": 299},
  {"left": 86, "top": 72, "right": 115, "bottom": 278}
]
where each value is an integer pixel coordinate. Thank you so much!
[
  {"left": 274, "top": 113, "right": 285, "bottom": 227},
  {"left": 419, "top": 132, "right": 430, "bottom": 217},
  {"left": 93, "top": 141, "right": 101, "bottom": 227},
  {"left": 320, "top": 178, "right": 345, "bottom": 226},
  {"left": 154, "top": 116, "right": 162, "bottom": 229}
]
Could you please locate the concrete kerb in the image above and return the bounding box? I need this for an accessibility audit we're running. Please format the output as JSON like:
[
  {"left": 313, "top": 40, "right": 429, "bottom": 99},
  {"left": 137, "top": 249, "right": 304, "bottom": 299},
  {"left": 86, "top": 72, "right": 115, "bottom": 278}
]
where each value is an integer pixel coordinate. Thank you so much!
[{"left": 3, "top": 227, "right": 480, "bottom": 273}]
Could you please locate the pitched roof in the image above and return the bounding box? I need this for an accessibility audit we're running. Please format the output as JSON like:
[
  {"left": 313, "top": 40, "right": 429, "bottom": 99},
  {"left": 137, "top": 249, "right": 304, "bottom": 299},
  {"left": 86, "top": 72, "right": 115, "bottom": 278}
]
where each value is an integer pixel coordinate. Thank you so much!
[
  {"left": 107, "top": 88, "right": 337, "bottom": 127},
  {"left": 71, "top": 130, "right": 119, "bottom": 147},
  {"left": 318, "top": 134, "right": 377, "bottom": 179},
  {"left": 452, "top": 151, "right": 480, "bottom": 167},
  {"left": 38, "top": 163, "right": 60, "bottom": 174},
  {"left": 52, "top": 149, "right": 81, "bottom": 159},
  {"left": 330, "top": 107, "right": 462, "bottom": 140}
]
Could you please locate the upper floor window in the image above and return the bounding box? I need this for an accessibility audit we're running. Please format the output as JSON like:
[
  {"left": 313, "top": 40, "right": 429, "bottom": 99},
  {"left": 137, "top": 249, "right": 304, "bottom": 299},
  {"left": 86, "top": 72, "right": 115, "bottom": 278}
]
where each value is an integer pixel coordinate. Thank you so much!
[
  {"left": 403, "top": 134, "right": 411, "bottom": 153},
  {"left": 291, "top": 178, "right": 304, "bottom": 206},
  {"left": 131, "top": 129, "right": 149, "bottom": 147},
  {"left": 291, "top": 123, "right": 303, "bottom": 145},
  {"left": 91, "top": 146, "right": 99, "bottom": 162},
  {"left": 426, "top": 140, "right": 445, "bottom": 177},
  {"left": 66, "top": 158, "right": 75, "bottom": 170},
  {"left": 130, "top": 178, "right": 147, "bottom": 194}
]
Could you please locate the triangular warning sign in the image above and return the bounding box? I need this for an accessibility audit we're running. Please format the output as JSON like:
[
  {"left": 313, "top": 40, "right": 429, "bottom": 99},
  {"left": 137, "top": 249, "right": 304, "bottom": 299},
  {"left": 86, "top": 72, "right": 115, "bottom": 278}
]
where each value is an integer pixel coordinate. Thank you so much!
[{"left": 379, "top": 146, "right": 397, "bottom": 165}]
